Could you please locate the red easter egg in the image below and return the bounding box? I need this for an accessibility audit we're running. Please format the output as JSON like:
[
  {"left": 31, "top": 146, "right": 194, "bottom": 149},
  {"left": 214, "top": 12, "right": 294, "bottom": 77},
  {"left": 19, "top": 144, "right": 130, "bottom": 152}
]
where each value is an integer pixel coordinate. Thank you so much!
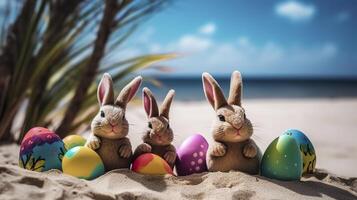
[{"left": 132, "top": 153, "right": 173, "bottom": 175}]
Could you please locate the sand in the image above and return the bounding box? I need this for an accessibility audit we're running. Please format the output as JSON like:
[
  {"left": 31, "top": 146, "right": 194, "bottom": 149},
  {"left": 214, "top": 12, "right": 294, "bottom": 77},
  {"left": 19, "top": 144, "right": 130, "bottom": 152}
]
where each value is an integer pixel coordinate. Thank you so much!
[{"left": 1, "top": 98, "right": 357, "bottom": 200}]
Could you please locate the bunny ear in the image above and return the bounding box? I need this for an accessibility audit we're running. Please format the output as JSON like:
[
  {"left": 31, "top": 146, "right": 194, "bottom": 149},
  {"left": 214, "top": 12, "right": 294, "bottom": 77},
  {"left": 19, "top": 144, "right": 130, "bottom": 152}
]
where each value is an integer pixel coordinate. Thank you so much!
[
  {"left": 142, "top": 87, "right": 159, "bottom": 118},
  {"left": 160, "top": 89, "right": 175, "bottom": 119},
  {"left": 202, "top": 72, "right": 228, "bottom": 110},
  {"left": 97, "top": 73, "right": 114, "bottom": 106},
  {"left": 115, "top": 76, "right": 142, "bottom": 108},
  {"left": 228, "top": 71, "right": 243, "bottom": 106}
]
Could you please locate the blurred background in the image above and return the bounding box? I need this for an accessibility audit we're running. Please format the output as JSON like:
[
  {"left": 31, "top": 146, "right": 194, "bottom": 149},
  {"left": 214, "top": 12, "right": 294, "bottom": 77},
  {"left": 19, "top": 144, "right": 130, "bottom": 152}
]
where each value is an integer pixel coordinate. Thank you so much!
[
  {"left": 0, "top": 0, "right": 356, "bottom": 176},
  {"left": 133, "top": 0, "right": 357, "bottom": 100}
]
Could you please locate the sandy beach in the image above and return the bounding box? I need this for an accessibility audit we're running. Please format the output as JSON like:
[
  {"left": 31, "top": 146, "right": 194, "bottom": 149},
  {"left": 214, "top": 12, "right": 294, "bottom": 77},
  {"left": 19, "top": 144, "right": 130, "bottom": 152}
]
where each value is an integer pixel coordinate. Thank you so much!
[
  {"left": 1, "top": 98, "right": 356, "bottom": 199},
  {"left": 128, "top": 98, "right": 357, "bottom": 178}
]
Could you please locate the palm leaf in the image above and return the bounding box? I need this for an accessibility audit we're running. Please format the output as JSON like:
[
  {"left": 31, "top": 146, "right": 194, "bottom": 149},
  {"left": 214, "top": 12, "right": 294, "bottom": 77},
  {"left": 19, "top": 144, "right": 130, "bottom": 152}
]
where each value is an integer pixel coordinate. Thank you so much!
[{"left": 0, "top": 0, "right": 175, "bottom": 142}]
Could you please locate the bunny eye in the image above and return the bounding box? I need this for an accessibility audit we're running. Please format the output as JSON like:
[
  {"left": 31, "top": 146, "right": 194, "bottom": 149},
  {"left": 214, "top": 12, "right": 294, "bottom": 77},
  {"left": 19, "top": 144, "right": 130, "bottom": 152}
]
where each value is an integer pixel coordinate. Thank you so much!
[
  {"left": 122, "top": 114, "right": 125, "bottom": 120},
  {"left": 167, "top": 124, "right": 170, "bottom": 129},
  {"left": 148, "top": 122, "right": 152, "bottom": 129},
  {"left": 100, "top": 110, "right": 105, "bottom": 118},
  {"left": 243, "top": 113, "right": 246, "bottom": 119},
  {"left": 218, "top": 114, "right": 225, "bottom": 122}
]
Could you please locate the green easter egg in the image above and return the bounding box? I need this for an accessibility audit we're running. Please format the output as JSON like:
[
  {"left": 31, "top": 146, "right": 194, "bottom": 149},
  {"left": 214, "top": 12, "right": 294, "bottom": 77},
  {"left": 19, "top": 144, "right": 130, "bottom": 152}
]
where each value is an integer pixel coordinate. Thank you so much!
[
  {"left": 261, "top": 134, "right": 302, "bottom": 181},
  {"left": 284, "top": 129, "right": 316, "bottom": 175}
]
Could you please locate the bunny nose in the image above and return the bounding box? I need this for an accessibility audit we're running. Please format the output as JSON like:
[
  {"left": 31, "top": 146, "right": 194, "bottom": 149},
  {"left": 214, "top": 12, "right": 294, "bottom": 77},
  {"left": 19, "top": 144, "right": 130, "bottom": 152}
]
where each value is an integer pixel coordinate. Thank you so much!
[
  {"left": 109, "top": 121, "right": 117, "bottom": 127},
  {"left": 151, "top": 131, "right": 162, "bottom": 138},
  {"left": 231, "top": 119, "right": 244, "bottom": 130}
]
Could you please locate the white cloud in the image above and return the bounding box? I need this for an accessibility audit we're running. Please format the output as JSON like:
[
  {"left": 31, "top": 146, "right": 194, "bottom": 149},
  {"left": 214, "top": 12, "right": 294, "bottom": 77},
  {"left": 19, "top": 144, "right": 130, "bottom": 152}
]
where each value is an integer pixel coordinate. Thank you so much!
[
  {"left": 121, "top": 24, "right": 338, "bottom": 76},
  {"left": 147, "top": 23, "right": 215, "bottom": 54},
  {"left": 146, "top": 37, "right": 338, "bottom": 76},
  {"left": 275, "top": 1, "right": 315, "bottom": 21},
  {"left": 198, "top": 23, "right": 216, "bottom": 35},
  {"left": 176, "top": 35, "right": 212, "bottom": 52},
  {"left": 160, "top": 39, "right": 337, "bottom": 75}
]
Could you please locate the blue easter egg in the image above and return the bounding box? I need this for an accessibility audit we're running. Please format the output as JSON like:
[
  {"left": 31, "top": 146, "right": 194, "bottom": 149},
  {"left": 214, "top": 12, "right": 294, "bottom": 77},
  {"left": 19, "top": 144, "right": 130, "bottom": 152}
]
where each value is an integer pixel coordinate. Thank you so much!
[
  {"left": 283, "top": 129, "right": 316, "bottom": 175},
  {"left": 19, "top": 127, "right": 66, "bottom": 172}
]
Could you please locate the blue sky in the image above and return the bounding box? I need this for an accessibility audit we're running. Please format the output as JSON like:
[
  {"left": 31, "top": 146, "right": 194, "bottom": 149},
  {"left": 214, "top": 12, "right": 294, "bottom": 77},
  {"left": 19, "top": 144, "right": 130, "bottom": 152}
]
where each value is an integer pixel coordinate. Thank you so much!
[{"left": 123, "top": 0, "right": 357, "bottom": 78}]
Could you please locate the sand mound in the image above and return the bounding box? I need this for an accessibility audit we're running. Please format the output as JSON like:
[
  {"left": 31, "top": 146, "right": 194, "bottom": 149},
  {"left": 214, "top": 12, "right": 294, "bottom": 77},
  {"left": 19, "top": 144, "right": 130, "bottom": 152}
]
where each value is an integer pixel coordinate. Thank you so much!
[
  {"left": 2, "top": 99, "right": 357, "bottom": 199},
  {"left": 0, "top": 163, "right": 356, "bottom": 200}
]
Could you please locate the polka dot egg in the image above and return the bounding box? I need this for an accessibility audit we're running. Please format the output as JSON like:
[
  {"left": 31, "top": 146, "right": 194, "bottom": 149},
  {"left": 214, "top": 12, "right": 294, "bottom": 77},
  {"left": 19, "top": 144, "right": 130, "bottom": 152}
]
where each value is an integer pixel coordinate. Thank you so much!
[
  {"left": 175, "top": 134, "right": 208, "bottom": 176},
  {"left": 19, "top": 127, "right": 66, "bottom": 172}
]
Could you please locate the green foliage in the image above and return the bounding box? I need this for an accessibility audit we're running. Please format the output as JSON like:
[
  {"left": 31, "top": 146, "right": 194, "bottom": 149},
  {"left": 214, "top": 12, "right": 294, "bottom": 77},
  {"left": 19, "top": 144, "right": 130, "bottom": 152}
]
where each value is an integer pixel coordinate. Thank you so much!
[{"left": 0, "top": 0, "right": 175, "bottom": 142}]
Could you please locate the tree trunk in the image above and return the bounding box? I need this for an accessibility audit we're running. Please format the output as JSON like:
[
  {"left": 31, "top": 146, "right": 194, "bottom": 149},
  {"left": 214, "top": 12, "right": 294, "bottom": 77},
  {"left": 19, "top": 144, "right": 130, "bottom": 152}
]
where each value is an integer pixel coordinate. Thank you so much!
[{"left": 56, "top": 0, "right": 119, "bottom": 137}]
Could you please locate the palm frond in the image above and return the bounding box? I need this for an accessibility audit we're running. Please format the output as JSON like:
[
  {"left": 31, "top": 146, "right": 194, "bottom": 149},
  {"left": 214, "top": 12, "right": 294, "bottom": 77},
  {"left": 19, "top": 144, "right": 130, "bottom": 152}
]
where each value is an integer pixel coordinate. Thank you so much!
[{"left": 0, "top": 0, "right": 174, "bottom": 142}]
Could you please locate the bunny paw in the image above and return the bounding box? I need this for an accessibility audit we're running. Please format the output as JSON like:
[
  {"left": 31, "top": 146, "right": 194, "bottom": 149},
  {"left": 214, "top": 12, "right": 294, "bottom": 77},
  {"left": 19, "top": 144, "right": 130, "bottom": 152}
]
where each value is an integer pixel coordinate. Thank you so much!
[
  {"left": 243, "top": 143, "right": 257, "bottom": 158},
  {"left": 210, "top": 143, "right": 226, "bottom": 157},
  {"left": 85, "top": 135, "right": 101, "bottom": 150},
  {"left": 138, "top": 143, "right": 152, "bottom": 153},
  {"left": 164, "top": 151, "right": 176, "bottom": 165},
  {"left": 119, "top": 145, "right": 132, "bottom": 158}
]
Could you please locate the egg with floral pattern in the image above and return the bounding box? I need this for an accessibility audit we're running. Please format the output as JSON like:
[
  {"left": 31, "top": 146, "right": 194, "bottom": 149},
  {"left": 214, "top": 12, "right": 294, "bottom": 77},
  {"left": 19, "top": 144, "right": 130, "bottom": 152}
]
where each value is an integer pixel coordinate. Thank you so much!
[{"left": 19, "top": 127, "right": 66, "bottom": 172}]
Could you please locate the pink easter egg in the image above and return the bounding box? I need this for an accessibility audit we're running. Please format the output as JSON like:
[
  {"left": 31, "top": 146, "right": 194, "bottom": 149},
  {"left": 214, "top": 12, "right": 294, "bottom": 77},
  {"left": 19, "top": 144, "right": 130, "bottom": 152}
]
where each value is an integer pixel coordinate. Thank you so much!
[{"left": 175, "top": 134, "right": 208, "bottom": 176}]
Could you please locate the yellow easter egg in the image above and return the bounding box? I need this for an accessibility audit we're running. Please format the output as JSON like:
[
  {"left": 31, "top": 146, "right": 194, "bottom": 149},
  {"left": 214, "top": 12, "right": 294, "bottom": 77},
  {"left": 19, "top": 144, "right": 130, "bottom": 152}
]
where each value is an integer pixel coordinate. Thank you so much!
[
  {"left": 132, "top": 153, "right": 173, "bottom": 175},
  {"left": 62, "top": 146, "right": 104, "bottom": 180},
  {"left": 63, "top": 135, "right": 86, "bottom": 150}
]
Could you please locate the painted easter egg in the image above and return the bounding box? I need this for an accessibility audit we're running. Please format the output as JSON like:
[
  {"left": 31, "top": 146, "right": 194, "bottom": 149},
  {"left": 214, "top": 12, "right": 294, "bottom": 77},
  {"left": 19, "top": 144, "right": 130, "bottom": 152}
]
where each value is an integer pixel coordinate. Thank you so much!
[
  {"left": 63, "top": 135, "right": 86, "bottom": 150},
  {"left": 62, "top": 146, "right": 105, "bottom": 180},
  {"left": 175, "top": 134, "right": 208, "bottom": 176},
  {"left": 19, "top": 127, "right": 66, "bottom": 172},
  {"left": 132, "top": 153, "right": 173, "bottom": 175},
  {"left": 261, "top": 134, "right": 302, "bottom": 181},
  {"left": 283, "top": 129, "right": 316, "bottom": 175}
]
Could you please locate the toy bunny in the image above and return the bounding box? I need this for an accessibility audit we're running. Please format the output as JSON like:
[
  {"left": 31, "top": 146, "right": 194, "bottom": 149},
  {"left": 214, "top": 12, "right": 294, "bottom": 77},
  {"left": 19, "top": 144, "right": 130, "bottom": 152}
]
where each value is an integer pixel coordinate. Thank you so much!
[
  {"left": 133, "top": 87, "right": 176, "bottom": 169},
  {"left": 85, "top": 73, "right": 142, "bottom": 171},
  {"left": 202, "top": 71, "right": 260, "bottom": 174}
]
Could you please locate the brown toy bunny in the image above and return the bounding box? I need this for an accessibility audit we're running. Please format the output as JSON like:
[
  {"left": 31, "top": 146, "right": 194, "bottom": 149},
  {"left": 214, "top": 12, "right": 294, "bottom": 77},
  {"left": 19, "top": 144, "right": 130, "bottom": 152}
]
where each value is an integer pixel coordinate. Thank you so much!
[
  {"left": 202, "top": 71, "right": 261, "bottom": 174},
  {"left": 85, "top": 73, "right": 142, "bottom": 171},
  {"left": 133, "top": 87, "right": 176, "bottom": 169}
]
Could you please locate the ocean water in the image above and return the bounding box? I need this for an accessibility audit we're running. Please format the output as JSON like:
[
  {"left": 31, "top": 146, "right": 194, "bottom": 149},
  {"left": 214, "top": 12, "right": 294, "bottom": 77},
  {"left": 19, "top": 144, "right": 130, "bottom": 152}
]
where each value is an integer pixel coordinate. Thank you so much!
[{"left": 144, "top": 77, "right": 357, "bottom": 101}]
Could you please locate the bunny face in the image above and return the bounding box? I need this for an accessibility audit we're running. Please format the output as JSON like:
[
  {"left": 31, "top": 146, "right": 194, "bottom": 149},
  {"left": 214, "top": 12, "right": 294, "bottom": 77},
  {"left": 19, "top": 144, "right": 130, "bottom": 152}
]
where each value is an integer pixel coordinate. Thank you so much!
[
  {"left": 142, "top": 87, "right": 175, "bottom": 146},
  {"left": 91, "top": 105, "right": 128, "bottom": 139},
  {"left": 213, "top": 105, "right": 253, "bottom": 143},
  {"left": 92, "top": 73, "right": 142, "bottom": 140},
  {"left": 203, "top": 71, "right": 253, "bottom": 143},
  {"left": 143, "top": 116, "right": 173, "bottom": 146}
]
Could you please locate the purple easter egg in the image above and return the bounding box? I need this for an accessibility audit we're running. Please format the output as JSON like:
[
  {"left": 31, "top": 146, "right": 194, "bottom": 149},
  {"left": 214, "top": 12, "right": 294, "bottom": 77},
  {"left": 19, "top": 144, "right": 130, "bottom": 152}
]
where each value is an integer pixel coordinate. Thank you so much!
[{"left": 175, "top": 134, "right": 209, "bottom": 176}]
